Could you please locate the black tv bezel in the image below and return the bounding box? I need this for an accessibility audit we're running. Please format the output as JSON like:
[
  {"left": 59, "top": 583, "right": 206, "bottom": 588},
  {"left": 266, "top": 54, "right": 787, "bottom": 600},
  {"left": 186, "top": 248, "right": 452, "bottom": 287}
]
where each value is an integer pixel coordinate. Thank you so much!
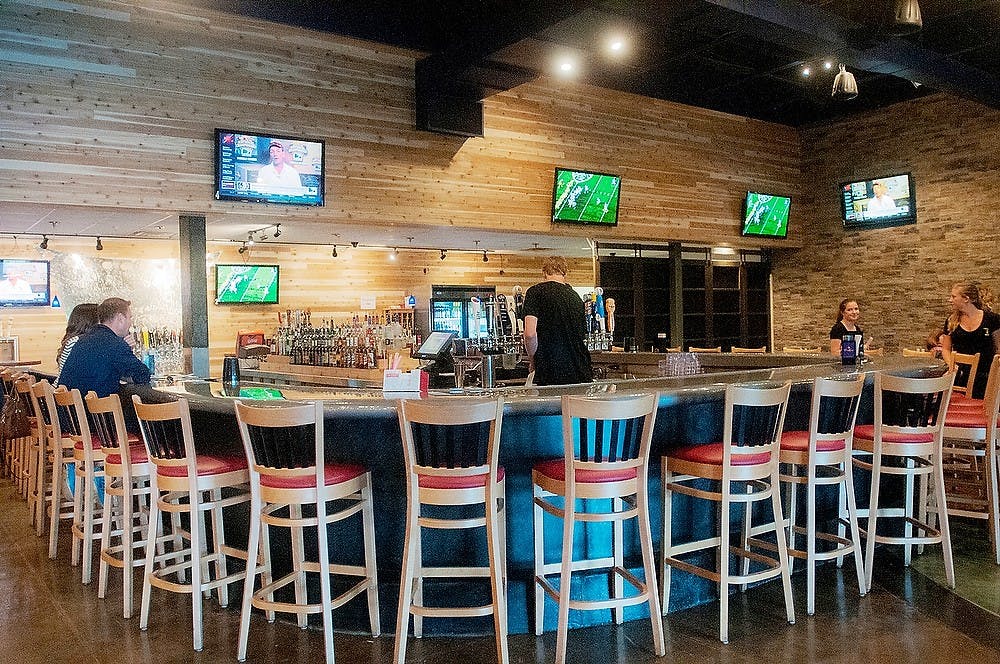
[
  {"left": 214, "top": 128, "right": 326, "bottom": 207},
  {"left": 840, "top": 172, "right": 916, "bottom": 230},
  {"left": 0, "top": 258, "right": 51, "bottom": 308},
  {"left": 741, "top": 191, "right": 791, "bottom": 239},
  {"left": 214, "top": 263, "right": 280, "bottom": 305},
  {"left": 551, "top": 167, "right": 622, "bottom": 227}
]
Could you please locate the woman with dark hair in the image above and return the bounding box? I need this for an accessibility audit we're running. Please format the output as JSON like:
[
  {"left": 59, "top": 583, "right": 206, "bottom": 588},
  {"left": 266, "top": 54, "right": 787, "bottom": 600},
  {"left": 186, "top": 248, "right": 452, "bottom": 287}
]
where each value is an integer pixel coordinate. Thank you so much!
[
  {"left": 829, "top": 298, "right": 862, "bottom": 356},
  {"left": 55, "top": 303, "right": 100, "bottom": 379},
  {"left": 942, "top": 281, "right": 1000, "bottom": 399}
]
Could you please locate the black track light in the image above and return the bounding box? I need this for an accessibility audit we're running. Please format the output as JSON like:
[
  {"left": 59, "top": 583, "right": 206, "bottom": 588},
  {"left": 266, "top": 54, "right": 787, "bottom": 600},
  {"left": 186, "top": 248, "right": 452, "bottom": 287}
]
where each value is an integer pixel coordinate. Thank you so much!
[
  {"left": 238, "top": 242, "right": 247, "bottom": 255},
  {"left": 331, "top": 245, "right": 338, "bottom": 258},
  {"left": 39, "top": 235, "right": 49, "bottom": 250},
  {"left": 351, "top": 241, "right": 359, "bottom": 248},
  {"left": 95, "top": 237, "right": 104, "bottom": 251},
  {"left": 273, "top": 224, "right": 281, "bottom": 238},
  {"left": 440, "top": 249, "right": 447, "bottom": 261},
  {"left": 482, "top": 251, "right": 489, "bottom": 263}
]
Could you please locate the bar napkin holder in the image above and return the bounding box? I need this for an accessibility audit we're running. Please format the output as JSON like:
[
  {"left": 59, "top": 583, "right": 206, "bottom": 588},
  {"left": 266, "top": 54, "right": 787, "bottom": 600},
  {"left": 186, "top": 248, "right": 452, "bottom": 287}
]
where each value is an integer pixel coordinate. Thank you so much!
[{"left": 382, "top": 369, "right": 428, "bottom": 394}]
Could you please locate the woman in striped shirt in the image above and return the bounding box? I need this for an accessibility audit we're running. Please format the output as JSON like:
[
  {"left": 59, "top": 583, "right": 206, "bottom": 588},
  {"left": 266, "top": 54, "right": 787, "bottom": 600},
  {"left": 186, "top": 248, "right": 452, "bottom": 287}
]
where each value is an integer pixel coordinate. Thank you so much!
[{"left": 55, "top": 303, "right": 100, "bottom": 383}]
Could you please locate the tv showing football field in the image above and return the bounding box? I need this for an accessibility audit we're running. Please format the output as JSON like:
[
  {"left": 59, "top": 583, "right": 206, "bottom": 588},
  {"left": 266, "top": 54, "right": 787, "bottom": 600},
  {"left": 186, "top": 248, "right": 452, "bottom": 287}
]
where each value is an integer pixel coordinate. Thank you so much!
[
  {"left": 742, "top": 192, "right": 790, "bottom": 238},
  {"left": 215, "top": 264, "right": 279, "bottom": 304},
  {"left": 552, "top": 168, "right": 621, "bottom": 226}
]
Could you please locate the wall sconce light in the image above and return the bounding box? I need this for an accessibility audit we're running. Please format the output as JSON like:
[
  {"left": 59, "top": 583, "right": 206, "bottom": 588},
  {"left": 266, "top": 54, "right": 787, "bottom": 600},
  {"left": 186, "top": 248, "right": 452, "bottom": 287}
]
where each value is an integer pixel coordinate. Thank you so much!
[
  {"left": 95, "top": 237, "right": 104, "bottom": 251},
  {"left": 39, "top": 235, "right": 49, "bottom": 250}
]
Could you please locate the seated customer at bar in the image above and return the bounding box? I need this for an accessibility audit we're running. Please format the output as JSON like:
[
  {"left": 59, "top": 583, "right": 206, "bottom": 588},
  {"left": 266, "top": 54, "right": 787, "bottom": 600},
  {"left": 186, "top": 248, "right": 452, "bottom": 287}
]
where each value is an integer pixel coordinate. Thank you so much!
[
  {"left": 522, "top": 255, "right": 592, "bottom": 385},
  {"left": 54, "top": 302, "right": 99, "bottom": 384},
  {"left": 941, "top": 281, "right": 1000, "bottom": 399},
  {"left": 59, "top": 297, "right": 151, "bottom": 398},
  {"left": 829, "top": 298, "right": 863, "bottom": 356}
]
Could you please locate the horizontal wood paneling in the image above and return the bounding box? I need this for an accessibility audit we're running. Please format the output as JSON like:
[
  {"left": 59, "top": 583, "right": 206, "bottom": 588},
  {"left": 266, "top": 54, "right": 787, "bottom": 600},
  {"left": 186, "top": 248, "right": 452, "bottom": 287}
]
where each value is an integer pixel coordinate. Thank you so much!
[{"left": 1, "top": 0, "right": 801, "bottom": 248}]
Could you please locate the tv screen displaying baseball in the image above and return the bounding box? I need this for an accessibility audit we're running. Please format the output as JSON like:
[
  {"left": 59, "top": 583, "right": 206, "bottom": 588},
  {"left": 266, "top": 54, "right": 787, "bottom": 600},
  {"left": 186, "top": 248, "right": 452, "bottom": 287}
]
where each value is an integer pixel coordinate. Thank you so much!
[
  {"left": 215, "top": 264, "right": 279, "bottom": 304},
  {"left": 742, "top": 192, "right": 790, "bottom": 238},
  {"left": 551, "top": 168, "right": 621, "bottom": 226},
  {"left": 0, "top": 259, "right": 50, "bottom": 307},
  {"left": 214, "top": 129, "right": 324, "bottom": 206},
  {"left": 841, "top": 173, "right": 915, "bottom": 229}
]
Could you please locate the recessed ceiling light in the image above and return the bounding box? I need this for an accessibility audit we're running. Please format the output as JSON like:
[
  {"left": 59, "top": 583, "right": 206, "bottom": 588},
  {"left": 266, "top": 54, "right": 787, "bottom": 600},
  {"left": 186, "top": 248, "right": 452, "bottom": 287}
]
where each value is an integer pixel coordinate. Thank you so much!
[
  {"left": 559, "top": 60, "right": 574, "bottom": 73},
  {"left": 823, "top": 61, "right": 833, "bottom": 70},
  {"left": 802, "top": 67, "right": 811, "bottom": 77}
]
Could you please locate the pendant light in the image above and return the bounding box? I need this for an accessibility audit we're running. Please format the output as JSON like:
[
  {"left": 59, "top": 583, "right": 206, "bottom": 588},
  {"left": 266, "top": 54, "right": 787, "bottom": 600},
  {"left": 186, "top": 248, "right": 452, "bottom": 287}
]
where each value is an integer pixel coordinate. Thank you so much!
[
  {"left": 832, "top": 64, "right": 858, "bottom": 100},
  {"left": 890, "top": 0, "right": 922, "bottom": 35}
]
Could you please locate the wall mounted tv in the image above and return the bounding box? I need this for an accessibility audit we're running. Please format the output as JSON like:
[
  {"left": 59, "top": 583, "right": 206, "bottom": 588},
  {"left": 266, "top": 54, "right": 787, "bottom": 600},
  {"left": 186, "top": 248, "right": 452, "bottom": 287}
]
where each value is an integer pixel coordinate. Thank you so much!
[
  {"left": 841, "top": 173, "right": 915, "bottom": 229},
  {"left": 214, "top": 129, "right": 324, "bottom": 206},
  {"left": 215, "top": 264, "right": 279, "bottom": 305},
  {"left": 552, "top": 168, "right": 621, "bottom": 226},
  {"left": 0, "top": 259, "right": 50, "bottom": 307},
  {"left": 742, "top": 192, "right": 790, "bottom": 238}
]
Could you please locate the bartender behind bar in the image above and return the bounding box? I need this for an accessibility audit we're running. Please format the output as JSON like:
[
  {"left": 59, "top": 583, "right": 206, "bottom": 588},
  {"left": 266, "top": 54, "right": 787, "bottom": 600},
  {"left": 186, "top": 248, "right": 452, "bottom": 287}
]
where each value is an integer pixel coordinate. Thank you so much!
[{"left": 522, "top": 256, "right": 592, "bottom": 386}]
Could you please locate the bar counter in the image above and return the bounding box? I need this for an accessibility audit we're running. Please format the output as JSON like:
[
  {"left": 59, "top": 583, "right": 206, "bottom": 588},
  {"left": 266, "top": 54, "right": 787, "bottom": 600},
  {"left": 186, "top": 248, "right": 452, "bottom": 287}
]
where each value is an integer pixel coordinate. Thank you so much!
[{"left": 125, "top": 354, "right": 943, "bottom": 636}]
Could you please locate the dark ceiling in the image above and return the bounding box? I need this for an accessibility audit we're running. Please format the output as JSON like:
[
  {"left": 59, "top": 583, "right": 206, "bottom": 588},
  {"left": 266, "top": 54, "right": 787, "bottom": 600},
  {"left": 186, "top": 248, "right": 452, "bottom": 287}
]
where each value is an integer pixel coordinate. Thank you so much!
[{"left": 219, "top": 0, "right": 1000, "bottom": 126}]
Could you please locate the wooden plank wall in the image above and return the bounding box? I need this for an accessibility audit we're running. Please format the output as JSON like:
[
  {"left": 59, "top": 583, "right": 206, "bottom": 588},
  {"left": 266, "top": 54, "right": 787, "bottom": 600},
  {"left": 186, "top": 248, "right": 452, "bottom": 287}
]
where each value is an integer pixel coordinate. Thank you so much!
[
  {"left": 1, "top": 0, "right": 802, "bottom": 248},
  {"left": 0, "top": 236, "right": 591, "bottom": 375},
  {"left": 771, "top": 93, "right": 1000, "bottom": 352}
]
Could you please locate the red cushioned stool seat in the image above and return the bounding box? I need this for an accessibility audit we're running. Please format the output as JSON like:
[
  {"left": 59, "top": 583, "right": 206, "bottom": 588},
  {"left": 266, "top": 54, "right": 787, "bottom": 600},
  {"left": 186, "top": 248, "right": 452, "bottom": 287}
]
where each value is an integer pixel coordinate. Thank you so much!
[
  {"left": 157, "top": 454, "right": 248, "bottom": 477},
  {"left": 945, "top": 412, "right": 999, "bottom": 428},
  {"left": 779, "top": 430, "right": 847, "bottom": 452},
  {"left": 259, "top": 463, "right": 367, "bottom": 489},
  {"left": 853, "top": 424, "right": 934, "bottom": 444},
  {"left": 533, "top": 459, "right": 636, "bottom": 483},
  {"left": 419, "top": 466, "right": 505, "bottom": 489},
  {"left": 74, "top": 437, "right": 103, "bottom": 451},
  {"left": 104, "top": 444, "right": 149, "bottom": 465},
  {"left": 668, "top": 442, "right": 771, "bottom": 466}
]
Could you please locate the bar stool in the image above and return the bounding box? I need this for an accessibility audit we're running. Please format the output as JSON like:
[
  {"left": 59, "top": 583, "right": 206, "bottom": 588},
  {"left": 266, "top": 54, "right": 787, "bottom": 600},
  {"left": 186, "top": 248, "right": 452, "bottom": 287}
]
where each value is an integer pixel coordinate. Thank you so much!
[
  {"left": 770, "top": 374, "right": 866, "bottom": 615},
  {"left": 938, "top": 355, "right": 1000, "bottom": 563},
  {"left": 661, "top": 381, "right": 794, "bottom": 644},
  {"left": 132, "top": 395, "right": 251, "bottom": 652},
  {"left": 949, "top": 351, "right": 980, "bottom": 403},
  {"left": 533, "top": 393, "right": 664, "bottom": 664},
  {"left": 28, "top": 380, "right": 76, "bottom": 555},
  {"left": 13, "top": 376, "right": 41, "bottom": 510},
  {"left": 86, "top": 391, "right": 154, "bottom": 619},
  {"left": 235, "top": 400, "right": 380, "bottom": 664},
  {"left": 852, "top": 371, "right": 956, "bottom": 590},
  {"left": 54, "top": 388, "right": 106, "bottom": 583},
  {"left": 2, "top": 371, "right": 34, "bottom": 500},
  {"left": 395, "top": 397, "right": 507, "bottom": 664}
]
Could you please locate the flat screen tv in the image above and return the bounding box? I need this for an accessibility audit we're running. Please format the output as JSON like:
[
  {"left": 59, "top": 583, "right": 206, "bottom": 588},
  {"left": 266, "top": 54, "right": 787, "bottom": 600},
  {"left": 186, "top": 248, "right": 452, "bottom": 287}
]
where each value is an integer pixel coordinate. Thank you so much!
[
  {"left": 552, "top": 168, "right": 621, "bottom": 226},
  {"left": 841, "top": 173, "right": 915, "bottom": 229},
  {"left": 742, "top": 192, "right": 790, "bottom": 238},
  {"left": 214, "top": 129, "right": 324, "bottom": 206},
  {"left": 215, "top": 264, "right": 279, "bottom": 305},
  {"left": 0, "top": 259, "right": 50, "bottom": 307}
]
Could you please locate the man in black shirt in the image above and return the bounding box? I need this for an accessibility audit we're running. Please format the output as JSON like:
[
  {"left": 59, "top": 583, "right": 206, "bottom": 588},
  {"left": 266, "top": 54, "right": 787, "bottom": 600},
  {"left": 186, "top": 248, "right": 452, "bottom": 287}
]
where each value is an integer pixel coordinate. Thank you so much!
[{"left": 522, "top": 256, "right": 592, "bottom": 386}]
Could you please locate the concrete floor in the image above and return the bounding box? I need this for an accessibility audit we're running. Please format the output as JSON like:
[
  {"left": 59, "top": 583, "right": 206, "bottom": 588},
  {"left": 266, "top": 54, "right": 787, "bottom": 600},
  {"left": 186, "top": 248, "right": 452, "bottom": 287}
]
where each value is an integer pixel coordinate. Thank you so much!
[{"left": 1, "top": 477, "right": 998, "bottom": 663}]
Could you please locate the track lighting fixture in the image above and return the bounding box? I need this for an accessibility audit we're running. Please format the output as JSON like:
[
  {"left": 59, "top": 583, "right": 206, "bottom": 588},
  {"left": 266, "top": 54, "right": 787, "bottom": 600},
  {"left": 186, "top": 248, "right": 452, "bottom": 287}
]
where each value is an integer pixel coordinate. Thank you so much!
[
  {"left": 39, "top": 235, "right": 49, "bottom": 250},
  {"left": 273, "top": 224, "right": 281, "bottom": 238},
  {"left": 95, "top": 237, "right": 103, "bottom": 251},
  {"left": 238, "top": 242, "right": 248, "bottom": 255},
  {"left": 440, "top": 249, "right": 447, "bottom": 261},
  {"left": 351, "top": 241, "right": 359, "bottom": 248},
  {"left": 389, "top": 247, "right": 399, "bottom": 261},
  {"left": 482, "top": 251, "right": 489, "bottom": 263},
  {"left": 331, "top": 245, "right": 338, "bottom": 258},
  {"left": 247, "top": 232, "right": 255, "bottom": 246}
]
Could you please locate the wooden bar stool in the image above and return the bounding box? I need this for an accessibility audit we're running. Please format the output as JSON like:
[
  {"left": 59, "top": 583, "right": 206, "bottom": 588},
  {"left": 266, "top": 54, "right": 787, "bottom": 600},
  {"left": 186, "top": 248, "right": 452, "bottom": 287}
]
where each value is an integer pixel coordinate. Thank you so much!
[
  {"left": 132, "top": 395, "right": 251, "bottom": 652},
  {"left": 86, "top": 391, "right": 154, "bottom": 618},
  {"left": 852, "top": 371, "right": 956, "bottom": 591},
  {"left": 938, "top": 355, "right": 1000, "bottom": 564},
  {"left": 54, "top": 388, "right": 107, "bottom": 583},
  {"left": 533, "top": 393, "right": 664, "bottom": 664},
  {"left": 28, "top": 380, "right": 76, "bottom": 555},
  {"left": 395, "top": 397, "right": 507, "bottom": 664},
  {"left": 770, "top": 374, "right": 867, "bottom": 615},
  {"left": 661, "top": 381, "right": 794, "bottom": 644},
  {"left": 235, "top": 400, "right": 381, "bottom": 664},
  {"left": 13, "top": 376, "right": 41, "bottom": 510},
  {"left": 3, "top": 371, "right": 35, "bottom": 500}
]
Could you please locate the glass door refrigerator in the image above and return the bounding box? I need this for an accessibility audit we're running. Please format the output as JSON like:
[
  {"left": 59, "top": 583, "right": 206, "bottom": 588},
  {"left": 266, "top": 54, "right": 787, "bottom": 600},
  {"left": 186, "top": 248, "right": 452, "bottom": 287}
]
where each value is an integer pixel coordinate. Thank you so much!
[{"left": 430, "top": 285, "right": 496, "bottom": 338}]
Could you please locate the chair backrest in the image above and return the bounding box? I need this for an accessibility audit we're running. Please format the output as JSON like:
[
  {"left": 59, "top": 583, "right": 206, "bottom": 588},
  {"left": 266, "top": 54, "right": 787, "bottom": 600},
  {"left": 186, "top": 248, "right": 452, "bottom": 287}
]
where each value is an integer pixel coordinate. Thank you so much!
[
  {"left": 0, "top": 368, "right": 16, "bottom": 398},
  {"left": 902, "top": 348, "right": 934, "bottom": 358},
  {"left": 28, "top": 380, "right": 65, "bottom": 452},
  {"left": 689, "top": 346, "right": 722, "bottom": 353},
  {"left": 397, "top": 397, "right": 504, "bottom": 481},
  {"left": 84, "top": 391, "right": 138, "bottom": 469},
  {"left": 951, "top": 352, "right": 980, "bottom": 397},
  {"left": 806, "top": 374, "right": 865, "bottom": 449},
  {"left": 131, "top": 395, "right": 198, "bottom": 473},
  {"left": 874, "top": 371, "right": 954, "bottom": 443},
  {"left": 731, "top": 346, "right": 767, "bottom": 354},
  {"left": 783, "top": 346, "right": 823, "bottom": 354},
  {"left": 560, "top": 393, "right": 657, "bottom": 477},
  {"left": 983, "top": 356, "right": 1000, "bottom": 445},
  {"left": 53, "top": 388, "right": 97, "bottom": 466},
  {"left": 723, "top": 381, "right": 791, "bottom": 467},
  {"left": 235, "top": 400, "right": 324, "bottom": 484}
]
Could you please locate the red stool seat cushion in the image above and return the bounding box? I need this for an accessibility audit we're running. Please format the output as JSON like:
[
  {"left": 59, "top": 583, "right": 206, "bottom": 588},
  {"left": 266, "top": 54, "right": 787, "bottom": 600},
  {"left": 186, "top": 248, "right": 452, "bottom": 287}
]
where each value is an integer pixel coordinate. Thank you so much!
[
  {"left": 853, "top": 424, "right": 934, "bottom": 443},
  {"left": 259, "top": 463, "right": 366, "bottom": 489},
  {"left": 419, "top": 466, "right": 505, "bottom": 489},
  {"left": 780, "top": 430, "right": 846, "bottom": 452},
  {"left": 74, "top": 437, "right": 103, "bottom": 451},
  {"left": 945, "top": 412, "right": 1000, "bottom": 429},
  {"left": 157, "top": 454, "right": 248, "bottom": 477},
  {"left": 104, "top": 444, "right": 149, "bottom": 465},
  {"left": 533, "top": 459, "right": 636, "bottom": 483},
  {"left": 668, "top": 443, "right": 771, "bottom": 466}
]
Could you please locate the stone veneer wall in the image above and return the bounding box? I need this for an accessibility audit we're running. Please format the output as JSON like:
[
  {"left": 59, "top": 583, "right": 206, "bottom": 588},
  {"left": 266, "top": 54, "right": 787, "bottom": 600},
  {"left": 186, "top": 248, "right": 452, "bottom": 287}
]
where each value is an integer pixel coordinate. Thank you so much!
[{"left": 771, "top": 93, "right": 1000, "bottom": 352}]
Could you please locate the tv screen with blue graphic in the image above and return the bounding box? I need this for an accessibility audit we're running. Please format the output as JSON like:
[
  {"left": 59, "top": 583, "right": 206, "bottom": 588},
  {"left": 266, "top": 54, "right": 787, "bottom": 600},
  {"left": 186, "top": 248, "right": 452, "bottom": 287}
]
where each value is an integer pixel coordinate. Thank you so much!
[{"left": 215, "top": 129, "right": 324, "bottom": 206}]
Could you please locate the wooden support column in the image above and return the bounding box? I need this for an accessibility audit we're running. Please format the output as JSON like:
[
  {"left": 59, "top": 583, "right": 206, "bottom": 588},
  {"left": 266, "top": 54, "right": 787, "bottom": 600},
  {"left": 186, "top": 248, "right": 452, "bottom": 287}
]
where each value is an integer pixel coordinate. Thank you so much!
[{"left": 178, "top": 214, "right": 209, "bottom": 377}]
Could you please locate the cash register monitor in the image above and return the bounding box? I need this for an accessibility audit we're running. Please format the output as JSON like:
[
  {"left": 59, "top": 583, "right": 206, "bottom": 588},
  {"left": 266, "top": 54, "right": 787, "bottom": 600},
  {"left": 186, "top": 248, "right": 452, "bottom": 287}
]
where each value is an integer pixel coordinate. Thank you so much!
[{"left": 411, "top": 331, "right": 455, "bottom": 360}]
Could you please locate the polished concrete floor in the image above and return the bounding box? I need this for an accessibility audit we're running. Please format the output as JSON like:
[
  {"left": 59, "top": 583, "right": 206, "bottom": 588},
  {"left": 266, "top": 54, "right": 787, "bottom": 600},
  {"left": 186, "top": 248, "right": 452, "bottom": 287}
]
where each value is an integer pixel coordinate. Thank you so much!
[{"left": 1, "top": 477, "right": 998, "bottom": 664}]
